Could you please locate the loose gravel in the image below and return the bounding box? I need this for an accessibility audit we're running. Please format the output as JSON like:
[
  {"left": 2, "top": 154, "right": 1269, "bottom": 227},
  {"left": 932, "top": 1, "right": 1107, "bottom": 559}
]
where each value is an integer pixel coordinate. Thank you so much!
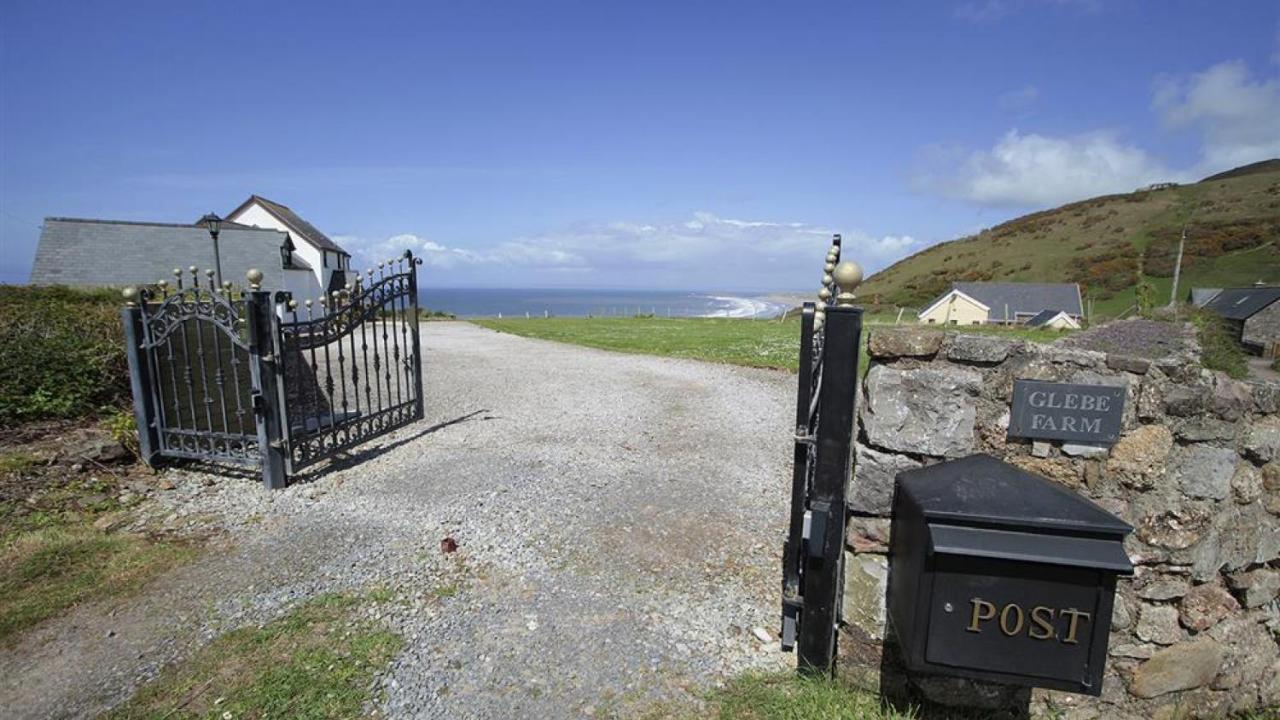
[{"left": 1, "top": 322, "right": 797, "bottom": 719}]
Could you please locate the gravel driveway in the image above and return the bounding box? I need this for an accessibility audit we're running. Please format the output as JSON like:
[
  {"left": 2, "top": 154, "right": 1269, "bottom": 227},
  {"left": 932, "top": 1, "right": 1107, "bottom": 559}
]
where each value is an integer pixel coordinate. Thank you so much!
[{"left": 1, "top": 321, "right": 796, "bottom": 719}]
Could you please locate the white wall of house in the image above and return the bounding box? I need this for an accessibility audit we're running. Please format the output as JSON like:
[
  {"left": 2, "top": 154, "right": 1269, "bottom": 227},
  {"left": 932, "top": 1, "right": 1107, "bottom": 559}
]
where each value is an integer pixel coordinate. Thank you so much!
[
  {"left": 918, "top": 291, "right": 988, "bottom": 326},
  {"left": 229, "top": 203, "right": 333, "bottom": 291},
  {"left": 282, "top": 267, "right": 323, "bottom": 303}
]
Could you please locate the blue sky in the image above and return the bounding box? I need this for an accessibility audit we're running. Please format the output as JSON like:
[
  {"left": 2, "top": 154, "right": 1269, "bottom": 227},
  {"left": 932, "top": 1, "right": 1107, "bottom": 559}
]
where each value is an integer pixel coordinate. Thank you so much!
[{"left": 2, "top": 1, "right": 1278, "bottom": 290}]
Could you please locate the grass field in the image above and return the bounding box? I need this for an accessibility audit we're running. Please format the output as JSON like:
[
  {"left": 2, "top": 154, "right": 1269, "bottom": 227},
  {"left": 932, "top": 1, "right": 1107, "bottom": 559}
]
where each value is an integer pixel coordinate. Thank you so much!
[{"left": 472, "top": 316, "right": 1071, "bottom": 376}]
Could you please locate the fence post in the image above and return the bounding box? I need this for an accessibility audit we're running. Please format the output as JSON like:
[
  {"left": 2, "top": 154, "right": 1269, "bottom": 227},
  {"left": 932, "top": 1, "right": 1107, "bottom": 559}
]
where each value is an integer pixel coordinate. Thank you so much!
[
  {"left": 797, "top": 260, "right": 864, "bottom": 675},
  {"left": 120, "top": 288, "right": 160, "bottom": 465},
  {"left": 405, "top": 250, "right": 425, "bottom": 421},
  {"left": 244, "top": 270, "right": 288, "bottom": 489}
]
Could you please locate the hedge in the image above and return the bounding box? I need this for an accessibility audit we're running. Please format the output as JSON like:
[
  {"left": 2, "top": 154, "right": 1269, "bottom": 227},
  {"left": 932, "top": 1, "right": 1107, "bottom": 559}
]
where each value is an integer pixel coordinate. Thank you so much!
[{"left": 0, "top": 286, "right": 130, "bottom": 425}]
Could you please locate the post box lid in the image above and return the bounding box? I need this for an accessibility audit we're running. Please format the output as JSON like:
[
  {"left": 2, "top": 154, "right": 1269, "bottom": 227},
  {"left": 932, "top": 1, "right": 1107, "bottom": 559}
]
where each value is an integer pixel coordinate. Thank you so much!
[
  {"left": 896, "top": 454, "right": 1133, "bottom": 538},
  {"left": 928, "top": 523, "right": 1134, "bottom": 572}
]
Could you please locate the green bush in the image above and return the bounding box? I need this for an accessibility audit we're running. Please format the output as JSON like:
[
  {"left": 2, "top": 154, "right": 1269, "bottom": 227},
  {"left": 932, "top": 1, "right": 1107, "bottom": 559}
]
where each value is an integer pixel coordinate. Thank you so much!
[
  {"left": 1189, "top": 308, "right": 1248, "bottom": 379},
  {"left": 0, "top": 286, "right": 129, "bottom": 424}
]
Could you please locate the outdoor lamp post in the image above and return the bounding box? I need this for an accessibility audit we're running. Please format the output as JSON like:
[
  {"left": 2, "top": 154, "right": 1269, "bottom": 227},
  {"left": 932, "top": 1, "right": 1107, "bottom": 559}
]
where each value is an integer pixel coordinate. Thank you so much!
[{"left": 201, "top": 213, "right": 223, "bottom": 286}]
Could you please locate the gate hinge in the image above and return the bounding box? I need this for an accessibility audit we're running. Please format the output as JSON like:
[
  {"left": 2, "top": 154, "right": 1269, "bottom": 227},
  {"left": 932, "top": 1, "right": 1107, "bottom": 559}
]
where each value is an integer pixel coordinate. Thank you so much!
[
  {"left": 794, "top": 425, "right": 815, "bottom": 445},
  {"left": 251, "top": 392, "right": 265, "bottom": 415}
]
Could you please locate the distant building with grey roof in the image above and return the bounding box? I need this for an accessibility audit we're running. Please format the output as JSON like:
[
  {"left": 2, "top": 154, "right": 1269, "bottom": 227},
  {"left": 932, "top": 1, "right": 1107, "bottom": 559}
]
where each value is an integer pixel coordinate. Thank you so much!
[
  {"left": 29, "top": 196, "right": 348, "bottom": 301},
  {"left": 918, "top": 281, "right": 1083, "bottom": 326},
  {"left": 1200, "top": 285, "right": 1280, "bottom": 355}
]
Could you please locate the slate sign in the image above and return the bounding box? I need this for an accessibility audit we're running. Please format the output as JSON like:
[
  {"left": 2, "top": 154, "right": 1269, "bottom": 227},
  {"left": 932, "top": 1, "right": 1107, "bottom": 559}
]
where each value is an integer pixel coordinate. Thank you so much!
[{"left": 1009, "top": 380, "right": 1124, "bottom": 444}]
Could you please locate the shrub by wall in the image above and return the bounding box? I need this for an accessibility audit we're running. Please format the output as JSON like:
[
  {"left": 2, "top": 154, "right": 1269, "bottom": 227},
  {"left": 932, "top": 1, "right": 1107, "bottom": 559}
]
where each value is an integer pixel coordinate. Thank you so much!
[{"left": 0, "top": 286, "right": 128, "bottom": 425}]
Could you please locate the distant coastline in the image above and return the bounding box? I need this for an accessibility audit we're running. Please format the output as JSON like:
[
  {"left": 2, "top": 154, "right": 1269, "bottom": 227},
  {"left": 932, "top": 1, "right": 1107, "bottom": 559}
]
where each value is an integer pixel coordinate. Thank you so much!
[{"left": 420, "top": 287, "right": 793, "bottom": 319}]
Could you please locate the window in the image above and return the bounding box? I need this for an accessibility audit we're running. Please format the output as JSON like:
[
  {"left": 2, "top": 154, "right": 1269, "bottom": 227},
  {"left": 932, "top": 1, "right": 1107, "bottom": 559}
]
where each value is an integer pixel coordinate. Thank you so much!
[
  {"left": 972, "top": 321, "right": 980, "bottom": 325},
  {"left": 322, "top": 251, "right": 328, "bottom": 268},
  {"left": 927, "top": 319, "right": 936, "bottom": 324},
  {"left": 950, "top": 319, "right": 958, "bottom": 325}
]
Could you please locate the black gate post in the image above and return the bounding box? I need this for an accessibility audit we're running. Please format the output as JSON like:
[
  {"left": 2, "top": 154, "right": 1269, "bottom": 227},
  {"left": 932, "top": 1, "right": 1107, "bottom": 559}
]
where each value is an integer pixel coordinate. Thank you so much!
[
  {"left": 120, "top": 288, "right": 161, "bottom": 465},
  {"left": 405, "top": 250, "right": 425, "bottom": 420},
  {"left": 244, "top": 272, "right": 288, "bottom": 489},
  {"left": 797, "top": 302, "right": 863, "bottom": 674}
]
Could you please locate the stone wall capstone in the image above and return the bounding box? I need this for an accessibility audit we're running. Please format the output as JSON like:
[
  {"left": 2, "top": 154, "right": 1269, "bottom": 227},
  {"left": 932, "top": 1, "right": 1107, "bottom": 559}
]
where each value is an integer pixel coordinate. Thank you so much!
[{"left": 840, "top": 325, "right": 1280, "bottom": 719}]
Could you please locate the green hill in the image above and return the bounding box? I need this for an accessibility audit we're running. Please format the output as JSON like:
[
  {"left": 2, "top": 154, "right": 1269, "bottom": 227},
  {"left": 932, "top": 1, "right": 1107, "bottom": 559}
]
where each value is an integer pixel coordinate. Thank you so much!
[{"left": 858, "top": 160, "right": 1280, "bottom": 319}]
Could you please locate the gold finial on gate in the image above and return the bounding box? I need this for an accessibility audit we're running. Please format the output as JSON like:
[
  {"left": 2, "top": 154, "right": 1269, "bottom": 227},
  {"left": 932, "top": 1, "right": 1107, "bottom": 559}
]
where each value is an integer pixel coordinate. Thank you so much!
[
  {"left": 821, "top": 272, "right": 833, "bottom": 287},
  {"left": 246, "top": 268, "right": 263, "bottom": 290},
  {"left": 288, "top": 299, "right": 298, "bottom": 311},
  {"left": 122, "top": 286, "right": 138, "bottom": 307},
  {"left": 818, "top": 287, "right": 832, "bottom": 302},
  {"left": 833, "top": 260, "right": 864, "bottom": 307},
  {"left": 222, "top": 281, "right": 233, "bottom": 292}
]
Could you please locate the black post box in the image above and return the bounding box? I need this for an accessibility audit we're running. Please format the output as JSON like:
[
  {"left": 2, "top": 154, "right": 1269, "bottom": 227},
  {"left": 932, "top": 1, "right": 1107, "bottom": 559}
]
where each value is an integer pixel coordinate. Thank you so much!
[{"left": 887, "top": 454, "right": 1133, "bottom": 696}]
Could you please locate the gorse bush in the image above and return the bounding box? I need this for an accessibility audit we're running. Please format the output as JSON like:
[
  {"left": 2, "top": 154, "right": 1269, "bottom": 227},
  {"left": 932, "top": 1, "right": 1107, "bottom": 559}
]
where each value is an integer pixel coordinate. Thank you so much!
[
  {"left": 1189, "top": 308, "right": 1248, "bottom": 379},
  {"left": 0, "top": 286, "right": 129, "bottom": 424}
]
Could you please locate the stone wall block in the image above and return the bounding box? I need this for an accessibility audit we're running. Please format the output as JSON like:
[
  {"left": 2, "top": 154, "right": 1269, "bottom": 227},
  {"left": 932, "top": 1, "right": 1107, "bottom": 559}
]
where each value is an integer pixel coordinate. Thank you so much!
[
  {"left": 1225, "top": 568, "right": 1279, "bottom": 608},
  {"left": 840, "top": 552, "right": 888, "bottom": 640},
  {"left": 1171, "top": 416, "right": 1238, "bottom": 443},
  {"left": 1172, "top": 445, "right": 1238, "bottom": 500},
  {"left": 845, "top": 516, "right": 891, "bottom": 553},
  {"left": 1210, "top": 376, "right": 1252, "bottom": 421},
  {"left": 1106, "top": 354, "right": 1152, "bottom": 374},
  {"left": 860, "top": 364, "right": 981, "bottom": 457},
  {"left": 1230, "top": 463, "right": 1263, "bottom": 504},
  {"left": 1251, "top": 382, "right": 1280, "bottom": 414},
  {"left": 867, "top": 327, "right": 944, "bottom": 359},
  {"left": 1178, "top": 582, "right": 1239, "bottom": 632},
  {"left": 1127, "top": 639, "right": 1224, "bottom": 698},
  {"left": 1164, "top": 384, "right": 1210, "bottom": 417},
  {"left": 1137, "top": 374, "right": 1167, "bottom": 420},
  {"left": 1243, "top": 415, "right": 1280, "bottom": 463},
  {"left": 849, "top": 444, "right": 923, "bottom": 516},
  {"left": 1135, "top": 503, "right": 1212, "bottom": 550},
  {"left": 1206, "top": 617, "right": 1278, "bottom": 703},
  {"left": 947, "top": 334, "right": 1014, "bottom": 364},
  {"left": 1135, "top": 604, "right": 1182, "bottom": 644},
  {"left": 1106, "top": 424, "right": 1173, "bottom": 490}
]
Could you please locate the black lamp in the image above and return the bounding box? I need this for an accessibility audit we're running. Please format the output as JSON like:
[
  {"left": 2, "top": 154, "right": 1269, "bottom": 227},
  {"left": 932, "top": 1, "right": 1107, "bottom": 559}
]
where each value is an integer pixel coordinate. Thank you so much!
[{"left": 201, "top": 213, "right": 223, "bottom": 286}]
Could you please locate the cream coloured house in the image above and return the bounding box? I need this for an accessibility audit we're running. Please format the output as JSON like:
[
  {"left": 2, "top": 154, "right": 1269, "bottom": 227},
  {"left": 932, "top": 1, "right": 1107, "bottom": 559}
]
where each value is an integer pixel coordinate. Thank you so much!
[{"left": 917, "top": 288, "right": 989, "bottom": 325}]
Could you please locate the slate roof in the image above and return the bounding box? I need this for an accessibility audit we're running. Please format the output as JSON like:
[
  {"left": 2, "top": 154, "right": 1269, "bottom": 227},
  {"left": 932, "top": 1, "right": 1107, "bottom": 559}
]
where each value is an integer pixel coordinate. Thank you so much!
[
  {"left": 1202, "top": 286, "right": 1280, "bottom": 321},
  {"left": 949, "top": 282, "right": 1083, "bottom": 322},
  {"left": 30, "top": 218, "right": 291, "bottom": 288},
  {"left": 1025, "top": 309, "right": 1062, "bottom": 327},
  {"left": 227, "top": 195, "right": 349, "bottom": 256}
]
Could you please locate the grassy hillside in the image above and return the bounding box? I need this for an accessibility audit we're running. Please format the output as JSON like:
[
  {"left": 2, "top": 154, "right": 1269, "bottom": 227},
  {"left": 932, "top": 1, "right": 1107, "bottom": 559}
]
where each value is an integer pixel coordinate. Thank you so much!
[{"left": 858, "top": 161, "right": 1280, "bottom": 319}]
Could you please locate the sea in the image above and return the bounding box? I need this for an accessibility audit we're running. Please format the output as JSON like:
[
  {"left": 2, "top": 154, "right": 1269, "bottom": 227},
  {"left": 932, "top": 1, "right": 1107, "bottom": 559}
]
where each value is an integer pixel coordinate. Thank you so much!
[{"left": 419, "top": 287, "right": 793, "bottom": 319}]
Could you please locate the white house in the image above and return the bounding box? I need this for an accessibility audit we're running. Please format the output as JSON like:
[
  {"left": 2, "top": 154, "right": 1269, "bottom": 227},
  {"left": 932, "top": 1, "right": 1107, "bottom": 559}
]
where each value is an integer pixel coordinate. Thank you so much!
[
  {"left": 224, "top": 195, "right": 352, "bottom": 300},
  {"left": 918, "top": 282, "right": 1084, "bottom": 326}
]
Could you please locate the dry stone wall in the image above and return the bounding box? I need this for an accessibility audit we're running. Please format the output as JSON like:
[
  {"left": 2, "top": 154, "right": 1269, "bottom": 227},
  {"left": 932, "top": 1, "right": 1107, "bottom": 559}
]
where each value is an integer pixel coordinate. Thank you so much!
[{"left": 840, "top": 324, "right": 1280, "bottom": 719}]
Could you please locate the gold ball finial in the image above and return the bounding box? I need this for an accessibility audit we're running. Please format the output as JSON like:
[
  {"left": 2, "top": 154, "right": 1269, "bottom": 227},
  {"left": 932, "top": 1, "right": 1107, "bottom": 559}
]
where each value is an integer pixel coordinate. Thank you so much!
[
  {"left": 189, "top": 265, "right": 198, "bottom": 275},
  {"left": 833, "top": 260, "right": 864, "bottom": 306},
  {"left": 122, "top": 286, "right": 138, "bottom": 306},
  {"left": 205, "top": 268, "right": 215, "bottom": 278},
  {"left": 246, "top": 268, "right": 264, "bottom": 290},
  {"left": 821, "top": 273, "right": 833, "bottom": 287},
  {"left": 824, "top": 261, "right": 836, "bottom": 273},
  {"left": 222, "top": 281, "right": 233, "bottom": 291},
  {"left": 288, "top": 299, "right": 298, "bottom": 310},
  {"left": 157, "top": 279, "right": 168, "bottom": 289},
  {"left": 818, "top": 287, "right": 832, "bottom": 301},
  {"left": 173, "top": 268, "right": 182, "bottom": 277}
]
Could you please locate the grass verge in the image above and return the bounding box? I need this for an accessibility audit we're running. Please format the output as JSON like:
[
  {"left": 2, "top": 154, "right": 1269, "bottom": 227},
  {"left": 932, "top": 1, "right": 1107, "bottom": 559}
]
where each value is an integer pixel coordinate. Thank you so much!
[
  {"left": 0, "top": 524, "right": 192, "bottom": 643},
  {"left": 473, "top": 317, "right": 1072, "bottom": 376},
  {"left": 704, "top": 673, "right": 915, "bottom": 720},
  {"left": 105, "top": 593, "right": 403, "bottom": 720}
]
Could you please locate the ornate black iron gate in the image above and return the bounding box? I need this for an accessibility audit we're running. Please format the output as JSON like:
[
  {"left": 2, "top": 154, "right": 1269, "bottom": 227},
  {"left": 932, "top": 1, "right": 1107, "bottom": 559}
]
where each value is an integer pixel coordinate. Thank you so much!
[
  {"left": 122, "top": 251, "right": 424, "bottom": 488},
  {"left": 780, "top": 234, "right": 864, "bottom": 674}
]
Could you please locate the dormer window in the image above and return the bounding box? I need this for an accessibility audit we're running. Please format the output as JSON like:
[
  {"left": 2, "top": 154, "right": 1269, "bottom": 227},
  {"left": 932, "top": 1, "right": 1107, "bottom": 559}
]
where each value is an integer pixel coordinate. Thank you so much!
[{"left": 281, "top": 234, "right": 296, "bottom": 268}]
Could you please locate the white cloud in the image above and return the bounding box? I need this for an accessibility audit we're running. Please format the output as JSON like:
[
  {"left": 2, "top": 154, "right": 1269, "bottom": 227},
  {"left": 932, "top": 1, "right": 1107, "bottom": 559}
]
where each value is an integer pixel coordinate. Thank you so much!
[
  {"left": 916, "top": 130, "right": 1175, "bottom": 207},
  {"left": 338, "top": 213, "right": 917, "bottom": 290},
  {"left": 1153, "top": 60, "right": 1280, "bottom": 173},
  {"left": 954, "top": 0, "right": 1101, "bottom": 23}
]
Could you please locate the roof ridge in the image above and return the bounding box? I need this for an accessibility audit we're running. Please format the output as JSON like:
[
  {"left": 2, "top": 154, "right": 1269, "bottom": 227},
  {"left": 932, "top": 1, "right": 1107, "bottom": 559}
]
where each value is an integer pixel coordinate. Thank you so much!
[{"left": 45, "top": 217, "right": 283, "bottom": 232}]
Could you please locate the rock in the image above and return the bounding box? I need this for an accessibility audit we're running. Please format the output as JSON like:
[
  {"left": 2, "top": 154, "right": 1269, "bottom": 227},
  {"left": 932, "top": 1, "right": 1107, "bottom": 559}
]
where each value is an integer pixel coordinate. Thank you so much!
[
  {"left": 1106, "top": 354, "right": 1151, "bottom": 374},
  {"left": 69, "top": 433, "right": 130, "bottom": 463},
  {"left": 845, "top": 516, "right": 891, "bottom": 553},
  {"left": 1110, "top": 643, "right": 1155, "bottom": 659},
  {"left": 866, "top": 328, "right": 943, "bottom": 359},
  {"left": 1128, "top": 639, "right": 1224, "bottom": 698},
  {"left": 1138, "top": 579, "right": 1189, "bottom": 601},
  {"left": 1173, "top": 445, "right": 1238, "bottom": 500},
  {"left": 1111, "top": 594, "right": 1132, "bottom": 630},
  {"left": 860, "top": 364, "right": 981, "bottom": 457},
  {"left": 1243, "top": 416, "right": 1280, "bottom": 463},
  {"left": 1137, "top": 376, "right": 1166, "bottom": 420},
  {"left": 1135, "top": 604, "right": 1182, "bottom": 645},
  {"left": 1264, "top": 463, "right": 1280, "bottom": 516},
  {"left": 848, "top": 445, "right": 921, "bottom": 516},
  {"left": 1231, "top": 463, "right": 1263, "bottom": 504},
  {"left": 751, "top": 627, "right": 772, "bottom": 643},
  {"left": 158, "top": 478, "right": 177, "bottom": 491},
  {"left": 948, "top": 335, "right": 1012, "bottom": 364},
  {"left": 92, "top": 512, "right": 128, "bottom": 532},
  {"left": 1137, "top": 504, "right": 1212, "bottom": 550},
  {"left": 840, "top": 552, "right": 888, "bottom": 640},
  {"left": 1253, "top": 382, "right": 1280, "bottom": 414},
  {"left": 1210, "top": 377, "right": 1252, "bottom": 421},
  {"left": 1171, "top": 416, "right": 1238, "bottom": 443},
  {"left": 1010, "top": 455, "right": 1080, "bottom": 488},
  {"left": 1179, "top": 583, "right": 1239, "bottom": 632},
  {"left": 1107, "top": 425, "right": 1173, "bottom": 490},
  {"left": 1031, "top": 440, "right": 1050, "bottom": 458},
  {"left": 1061, "top": 442, "right": 1108, "bottom": 458},
  {"left": 1226, "top": 569, "right": 1280, "bottom": 608},
  {"left": 1207, "top": 618, "right": 1277, "bottom": 697},
  {"left": 1164, "top": 384, "right": 1209, "bottom": 417}
]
